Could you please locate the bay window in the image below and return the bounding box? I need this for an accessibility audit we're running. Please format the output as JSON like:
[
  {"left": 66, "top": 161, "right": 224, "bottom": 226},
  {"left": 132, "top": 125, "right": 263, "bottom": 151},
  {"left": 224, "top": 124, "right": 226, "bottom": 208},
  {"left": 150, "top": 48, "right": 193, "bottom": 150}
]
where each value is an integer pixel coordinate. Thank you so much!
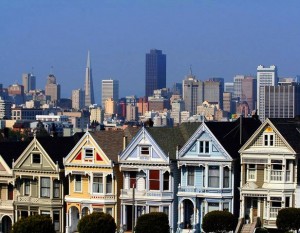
[
  {"left": 93, "top": 174, "right": 103, "bottom": 193},
  {"left": 149, "top": 170, "right": 160, "bottom": 190},
  {"left": 208, "top": 166, "right": 219, "bottom": 188}
]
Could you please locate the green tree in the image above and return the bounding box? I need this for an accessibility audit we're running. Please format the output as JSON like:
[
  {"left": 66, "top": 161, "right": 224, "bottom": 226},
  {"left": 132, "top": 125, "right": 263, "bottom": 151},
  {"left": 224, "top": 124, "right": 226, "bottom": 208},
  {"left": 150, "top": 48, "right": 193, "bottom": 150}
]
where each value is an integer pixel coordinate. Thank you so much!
[
  {"left": 11, "top": 215, "right": 55, "bottom": 233},
  {"left": 276, "top": 208, "right": 300, "bottom": 232},
  {"left": 135, "top": 212, "right": 170, "bottom": 233},
  {"left": 202, "top": 210, "right": 237, "bottom": 233},
  {"left": 77, "top": 212, "right": 116, "bottom": 233}
]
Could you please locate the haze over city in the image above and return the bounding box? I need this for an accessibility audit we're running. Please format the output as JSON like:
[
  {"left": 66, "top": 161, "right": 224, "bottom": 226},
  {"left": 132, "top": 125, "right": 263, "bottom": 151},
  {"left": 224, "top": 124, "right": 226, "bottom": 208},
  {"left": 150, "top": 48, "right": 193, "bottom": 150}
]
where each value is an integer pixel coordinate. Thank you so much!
[{"left": 1, "top": 0, "right": 300, "bottom": 103}]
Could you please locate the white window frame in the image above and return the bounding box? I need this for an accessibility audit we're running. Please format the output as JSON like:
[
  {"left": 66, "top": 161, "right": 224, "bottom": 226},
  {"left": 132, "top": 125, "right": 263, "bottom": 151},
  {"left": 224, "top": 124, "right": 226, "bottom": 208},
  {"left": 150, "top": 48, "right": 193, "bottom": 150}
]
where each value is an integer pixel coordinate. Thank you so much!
[
  {"left": 24, "top": 179, "right": 30, "bottom": 196},
  {"left": 93, "top": 174, "right": 104, "bottom": 194},
  {"left": 187, "top": 166, "right": 195, "bottom": 186},
  {"left": 199, "top": 141, "right": 210, "bottom": 154},
  {"left": 208, "top": 166, "right": 220, "bottom": 188},
  {"left": 74, "top": 175, "right": 82, "bottom": 192},
  {"left": 40, "top": 177, "right": 51, "bottom": 198},
  {"left": 247, "top": 164, "right": 257, "bottom": 181},
  {"left": 84, "top": 147, "right": 94, "bottom": 159},
  {"left": 263, "top": 133, "right": 275, "bottom": 146}
]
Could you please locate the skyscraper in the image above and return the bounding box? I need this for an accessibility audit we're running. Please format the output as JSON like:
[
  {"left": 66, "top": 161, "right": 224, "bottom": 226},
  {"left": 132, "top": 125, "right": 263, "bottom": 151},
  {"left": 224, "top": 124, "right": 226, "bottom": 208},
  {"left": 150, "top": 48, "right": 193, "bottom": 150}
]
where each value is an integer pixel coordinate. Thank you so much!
[
  {"left": 204, "top": 80, "right": 223, "bottom": 109},
  {"left": 84, "top": 51, "right": 95, "bottom": 107},
  {"left": 72, "top": 89, "right": 85, "bottom": 110},
  {"left": 45, "top": 74, "right": 61, "bottom": 104},
  {"left": 182, "top": 71, "right": 204, "bottom": 115},
  {"left": 101, "top": 79, "right": 119, "bottom": 109},
  {"left": 22, "top": 73, "right": 36, "bottom": 93},
  {"left": 257, "top": 65, "right": 278, "bottom": 117},
  {"left": 145, "top": 49, "right": 166, "bottom": 98}
]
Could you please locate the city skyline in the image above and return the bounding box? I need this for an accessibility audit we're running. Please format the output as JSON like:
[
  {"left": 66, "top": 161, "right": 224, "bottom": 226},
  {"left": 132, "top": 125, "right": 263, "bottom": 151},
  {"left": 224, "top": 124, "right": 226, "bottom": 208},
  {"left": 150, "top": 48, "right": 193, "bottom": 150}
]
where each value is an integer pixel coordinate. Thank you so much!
[{"left": 1, "top": 1, "right": 300, "bottom": 105}]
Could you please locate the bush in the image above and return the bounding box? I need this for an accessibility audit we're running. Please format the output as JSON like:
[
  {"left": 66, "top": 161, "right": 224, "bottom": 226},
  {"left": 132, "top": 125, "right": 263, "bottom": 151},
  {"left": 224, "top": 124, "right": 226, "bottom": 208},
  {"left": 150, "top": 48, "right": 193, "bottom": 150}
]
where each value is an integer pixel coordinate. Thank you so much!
[
  {"left": 11, "top": 215, "right": 55, "bottom": 233},
  {"left": 255, "top": 227, "right": 268, "bottom": 233},
  {"left": 135, "top": 212, "right": 170, "bottom": 233},
  {"left": 276, "top": 208, "right": 300, "bottom": 232},
  {"left": 202, "top": 210, "right": 237, "bottom": 233},
  {"left": 77, "top": 212, "right": 116, "bottom": 233}
]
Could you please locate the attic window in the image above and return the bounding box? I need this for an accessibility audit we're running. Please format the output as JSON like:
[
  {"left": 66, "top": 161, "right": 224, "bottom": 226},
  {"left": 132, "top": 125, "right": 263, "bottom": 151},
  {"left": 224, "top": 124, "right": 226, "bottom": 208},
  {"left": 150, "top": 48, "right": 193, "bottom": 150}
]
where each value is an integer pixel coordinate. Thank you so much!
[
  {"left": 263, "top": 133, "right": 274, "bottom": 146},
  {"left": 84, "top": 148, "right": 94, "bottom": 158},
  {"left": 141, "top": 146, "right": 150, "bottom": 155},
  {"left": 32, "top": 154, "right": 41, "bottom": 164}
]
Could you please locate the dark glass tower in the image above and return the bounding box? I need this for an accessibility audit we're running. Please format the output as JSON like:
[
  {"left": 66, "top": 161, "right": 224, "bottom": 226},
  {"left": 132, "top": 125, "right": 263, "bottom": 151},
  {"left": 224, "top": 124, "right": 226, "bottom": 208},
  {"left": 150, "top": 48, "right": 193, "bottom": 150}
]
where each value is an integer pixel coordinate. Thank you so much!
[{"left": 145, "top": 49, "right": 166, "bottom": 98}]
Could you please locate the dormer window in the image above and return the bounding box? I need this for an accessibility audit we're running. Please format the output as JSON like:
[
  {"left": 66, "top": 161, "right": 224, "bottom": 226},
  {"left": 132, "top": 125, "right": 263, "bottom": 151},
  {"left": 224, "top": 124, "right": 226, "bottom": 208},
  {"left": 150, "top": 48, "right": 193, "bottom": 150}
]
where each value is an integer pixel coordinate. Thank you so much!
[
  {"left": 84, "top": 148, "right": 94, "bottom": 158},
  {"left": 264, "top": 134, "right": 274, "bottom": 146},
  {"left": 32, "top": 154, "right": 41, "bottom": 164},
  {"left": 141, "top": 146, "right": 150, "bottom": 155},
  {"left": 199, "top": 141, "right": 209, "bottom": 153}
]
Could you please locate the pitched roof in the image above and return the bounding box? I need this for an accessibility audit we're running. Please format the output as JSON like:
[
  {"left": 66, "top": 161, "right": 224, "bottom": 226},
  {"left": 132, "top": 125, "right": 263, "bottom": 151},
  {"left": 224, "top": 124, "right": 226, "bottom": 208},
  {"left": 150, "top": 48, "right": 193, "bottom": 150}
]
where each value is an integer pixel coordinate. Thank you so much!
[
  {"left": 205, "top": 117, "right": 261, "bottom": 159},
  {"left": 268, "top": 118, "right": 300, "bottom": 153},
  {"left": 146, "top": 122, "right": 200, "bottom": 159},
  {"left": 89, "top": 127, "right": 141, "bottom": 163}
]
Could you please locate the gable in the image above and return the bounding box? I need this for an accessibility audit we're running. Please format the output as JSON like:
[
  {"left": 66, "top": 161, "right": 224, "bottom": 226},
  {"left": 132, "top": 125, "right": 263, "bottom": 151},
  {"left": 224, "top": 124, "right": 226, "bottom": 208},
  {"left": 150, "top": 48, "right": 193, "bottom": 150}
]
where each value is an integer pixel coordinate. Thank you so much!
[
  {"left": 242, "top": 123, "right": 293, "bottom": 153},
  {"left": 0, "top": 156, "right": 13, "bottom": 176},
  {"left": 13, "top": 138, "right": 57, "bottom": 171},
  {"left": 179, "top": 123, "right": 231, "bottom": 161},
  {"left": 119, "top": 128, "right": 169, "bottom": 163},
  {"left": 64, "top": 132, "right": 111, "bottom": 167}
]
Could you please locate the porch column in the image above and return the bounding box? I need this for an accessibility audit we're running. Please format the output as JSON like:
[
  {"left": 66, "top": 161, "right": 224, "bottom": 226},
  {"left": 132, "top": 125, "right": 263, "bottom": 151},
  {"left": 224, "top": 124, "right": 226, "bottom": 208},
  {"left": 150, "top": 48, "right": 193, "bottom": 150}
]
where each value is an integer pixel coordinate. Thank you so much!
[
  {"left": 257, "top": 198, "right": 261, "bottom": 218},
  {"left": 65, "top": 211, "right": 69, "bottom": 233}
]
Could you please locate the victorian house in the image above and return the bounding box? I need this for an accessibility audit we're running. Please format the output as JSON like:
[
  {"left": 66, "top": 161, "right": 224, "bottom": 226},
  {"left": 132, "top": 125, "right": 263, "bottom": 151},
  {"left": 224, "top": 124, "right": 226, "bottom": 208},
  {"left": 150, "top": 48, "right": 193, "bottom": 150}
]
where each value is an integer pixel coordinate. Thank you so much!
[
  {"left": 0, "top": 141, "right": 30, "bottom": 233},
  {"left": 177, "top": 117, "right": 260, "bottom": 233},
  {"left": 12, "top": 135, "right": 83, "bottom": 233},
  {"left": 63, "top": 128, "right": 139, "bottom": 233},
  {"left": 238, "top": 118, "right": 300, "bottom": 231},
  {"left": 119, "top": 124, "right": 199, "bottom": 233}
]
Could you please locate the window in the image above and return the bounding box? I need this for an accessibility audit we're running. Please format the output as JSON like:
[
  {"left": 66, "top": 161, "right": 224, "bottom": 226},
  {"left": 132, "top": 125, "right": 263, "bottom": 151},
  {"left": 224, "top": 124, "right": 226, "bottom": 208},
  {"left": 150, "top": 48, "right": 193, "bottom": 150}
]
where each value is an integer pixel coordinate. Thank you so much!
[
  {"left": 129, "top": 172, "right": 136, "bottom": 188},
  {"left": 8, "top": 184, "right": 13, "bottom": 200},
  {"left": 247, "top": 164, "right": 256, "bottom": 181},
  {"left": 24, "top": 179, "right": 30, "bottom": 196},
  {"left": 208, "top": 202, "right": 219, "bottom": 212},
  {"left": 187, "top": 167, "right": 195, "bottom": 186},
  {"left": 141, "top": 146, "right": 150, "bottom": 155},
  {"left": 106, "top": 208, "right": 113, "bottom": 215},
  {"left": 199, "top": 141, "right": 209, "bottom": 153},
  {"left": 106, "top": 175, "right": 112, "bottom": 193},
  {"left": 53, "top": 180, "right": 60, "bottom": 198},
  {"left": 163, "top": 172, "right": 169, "bottom": 191},
  {"left": 202, "top": 167, "right": 206, "bottom": 187},
  {"left": 264, "top": 134, "right": 274, "bottom": 146},
  {"left": 93, "top": 174, "right": 103, "bottom": 193},
  {"left": 149, "top": 206, "right": 159, "bottom": 212},
  {"left": 53, "top": 211, "right": 60, "bottom": 231},
  {"left": 75, "top": 175, "right": 82, "bottom": 192},
  {"left": 223, "top": 203, "right": 229, "bottom": 211},
  {"left": 223, "top": 167, "right": 230, "bottom": 188},
  {"left": 208, "top": 166, "right": 219, "bottom": 188},
  {"left": 84, "top": 148, "right": 93, "bottom": 158},
  {"left": 41, "top": 178, "right": 50, "bottom": 198},
  {"left": 285, "top": 197, "right": 290, "bottom": 208},
  {"left": 93, "top": 208, "right": 103, "bottom": 213},
  {"left": 149, "top": 170, "right": 160, "bottom": 190},
  {"left": 32, "top": 154, "right": 41, "bottom": 164},
  {"left": 163, "top": 206, "right": 169, "bottom": 216}
]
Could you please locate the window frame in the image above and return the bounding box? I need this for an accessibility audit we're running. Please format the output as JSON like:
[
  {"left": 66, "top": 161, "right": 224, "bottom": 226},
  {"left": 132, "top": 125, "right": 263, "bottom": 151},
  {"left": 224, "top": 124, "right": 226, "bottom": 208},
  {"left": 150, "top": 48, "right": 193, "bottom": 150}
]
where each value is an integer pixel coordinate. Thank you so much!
[
  {"left": 247, "top": 164, "right": 257, "bottom": 181},
  {"left": 187, "top": 166, "right": 195, "bottom": 186},
  {"left": 32, "top": 154, "right": 41, "bottom": 164},
  {"left": 223, "top": 167, "right": 230, "bottom": 188},
  {"left": 199, "top": 141, "right": 210, "bottom": 154},
  {"left": 208, "top": 166, "right": 220, "bottom": 188},
  {"left": 53, "top": 180, "right": 60, "bottom": 198},
  {"left": 74, "top": 175, "right": 82, "bottom": 192},
  {"left": 24, "top": 179, "right": 30, "bottom": 196},
  {"left": 84, "top": 147, "right": 94, "bottom": 159},
  {"left": 93, "top": 174, "right": 104, "bottom": 194},
  {"left": 40, "top": 177, "right": 51, "bottom": 198},
  {"left": 149, "top": 170, "right": 160, "bottom": 190},
  {"left": 263, "top": 133, "right": 275, "bottom": 146}
]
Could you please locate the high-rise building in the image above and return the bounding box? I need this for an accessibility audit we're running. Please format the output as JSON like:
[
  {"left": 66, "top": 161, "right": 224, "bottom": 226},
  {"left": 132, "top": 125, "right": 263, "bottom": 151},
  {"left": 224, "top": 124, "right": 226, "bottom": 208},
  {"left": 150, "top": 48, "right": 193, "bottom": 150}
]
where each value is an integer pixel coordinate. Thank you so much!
[
  {"left": 22, "top": 73, "right": 36, "bottom": 93},
  {"left": 45, "top": 74, "right": 61, "bottom": 104},
  {"left": 101, "top": 79, "right": 119, "bottom": 109},
  {"left": 223, "top": 92, "right": 233, "bottom": 114},
  {"left": 257, "top": 65, "right": 278, "bottom": 117},
  {"left": 172, "top": 82, "right": 183, "bottom": 95},
  {"left": 84, "top": 51, "right": 95, "bottom": 107},
  {"left": 233, "top": 75, "right": 245, "bottom": 99},
  {"left": 0, "top": 97, "right": 11, "bottom": 119},
  {"left": 241, "top": 77, "right": 257, "bottom": 112},
  {"left": 183, "top": 72, "right": 203, "bottom": 115},
  {"left": 204, "top": 80, "right": 223, "bottom": 109},
  {"left": 145, "top": 49, "right": 166, "bottom": 98},
  {"left": 224, "top": 82, "right": 234, "bottom": 93},
  {"left": 171, "top": 98, "right": 184, "bottom": 124},
  {"left": 72, "top": 89, "right": 85, "bottom": 110}
]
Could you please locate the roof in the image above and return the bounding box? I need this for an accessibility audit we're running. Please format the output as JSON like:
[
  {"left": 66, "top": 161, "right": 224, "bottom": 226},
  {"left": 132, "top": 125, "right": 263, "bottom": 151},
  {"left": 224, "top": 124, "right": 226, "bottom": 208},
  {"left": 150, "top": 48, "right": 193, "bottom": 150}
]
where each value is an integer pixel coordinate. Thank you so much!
[
  {"left": 89, "top": 127, "right": 141, "bottom": 163},
  {"left": 268, "top": 118, "right": 300, "bottom": 153},
  {"left": 205, "top": 117, "right": 261, "bottom": 159},
  {"left": 146, "top": 122, "right": 200, "bottom": 159}
]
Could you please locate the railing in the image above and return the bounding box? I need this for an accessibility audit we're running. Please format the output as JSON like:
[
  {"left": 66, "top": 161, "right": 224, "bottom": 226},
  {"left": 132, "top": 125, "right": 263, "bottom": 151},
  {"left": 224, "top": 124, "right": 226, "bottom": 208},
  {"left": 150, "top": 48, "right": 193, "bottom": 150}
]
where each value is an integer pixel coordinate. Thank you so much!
[
  {"left": 91, "top": 194, "right": 115, "bottom": 200},
  {"left": 0, "top": 200, "right": 14, "bottom": 207},
  {"left": 178, "top": 186, "right": 232, "bottom": 194},
  {"left": 270, "top": 170, "right": 282, "bottom": 181},
  {"left": 17, "top": 196, "right": 62, "bottom": 205},
  {"left": 120, "top": 189, "right": 172, "bottom": 199},
  {"left": 269, "top": 207, "right": 281, "bottom": 218}
]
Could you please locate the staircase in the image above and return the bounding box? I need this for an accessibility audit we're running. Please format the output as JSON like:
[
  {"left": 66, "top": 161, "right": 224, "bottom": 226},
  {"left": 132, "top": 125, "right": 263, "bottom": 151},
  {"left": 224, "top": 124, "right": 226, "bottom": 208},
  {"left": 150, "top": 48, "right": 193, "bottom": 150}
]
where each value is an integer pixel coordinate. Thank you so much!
[{"left": 240, "top": 218, "right": 258, "bottom": 233}]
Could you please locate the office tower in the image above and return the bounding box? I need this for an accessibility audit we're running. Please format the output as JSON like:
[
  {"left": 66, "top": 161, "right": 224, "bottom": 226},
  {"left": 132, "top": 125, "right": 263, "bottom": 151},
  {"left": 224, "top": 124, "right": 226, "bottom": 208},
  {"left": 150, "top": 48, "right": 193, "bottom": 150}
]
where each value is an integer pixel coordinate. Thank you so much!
[
  {"left": 90, "top": 106, "right": 104, "bottom": 124},
  {"left": 126, "top": 104, "right": 138, "bottom": 121},
  {"left": 259, "top": 82, "right": 300, "bottom": 121},
  {"left": 224, "top": 82, "right": 234, "bottom": 93},
  {"left": 0, "top": 97, "right": 12, "bottom": 119},
  {"left": 104, "top": 98, "right": 117, "bottom": 115},
  {"left": 257, "top": 65, "right": 278, "bottom": 117},
  {"left": 137, "top": 97, "right": 148, "bottom": 115},
  {"left": 145, "top": 49, "right": 166, "bottom": 98},
  {"left": 241, "top": 77, "right": 257, "bottom": 112},
  {"left": 84, "top": 51, "right": 95, "bottom": 107},
  {"left": 204, "top": 80, "right": 223, "bottom": 109},
  {"left": 233, "top": 75, "right": 245, "bottom": 99},
  {"left": 45, "top": 74, "right": 61, "bottom": 104},
  {"left": 223, "top": 92, "right": 233, "bottom": 114},
  {"left": 148, "top": 90, "right": 170, "bottom": 112},
  {"left": 209, "top": 77, "right": 224, "bottom": 94},
  {"left": 172, "top": 82, "right": 183, "bottom": 95},
  {"left": 22, "top": 73, "right": 36, "bottom": 93},
  {"left": 183, "top": 72, "right": 203, "bottom": 115},
  {"left": 171, "top": 98, "right": 184, "bottom": 124},
  {"left": 101, "top": 79, "right": 119, "bottom": 109},
  {"left": 8, "top": 83, "right": 25, "bottom": 105},
  {"left": 72, "top": 89, "right": 85, "bottom": 110}
]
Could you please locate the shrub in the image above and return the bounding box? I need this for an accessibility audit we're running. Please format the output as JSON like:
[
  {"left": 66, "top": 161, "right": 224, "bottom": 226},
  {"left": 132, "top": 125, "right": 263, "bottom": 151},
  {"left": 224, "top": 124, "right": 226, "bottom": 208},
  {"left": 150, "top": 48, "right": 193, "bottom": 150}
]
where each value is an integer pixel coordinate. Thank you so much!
[
  {"left": 135, "top": 212, "right": 170, "bottom": 233},
  {"left": 11, "top": 215, "right": 55, "bottom": 233},
  {"left": 202, "top": 210, "right": 237, "bottom": 233},
  {"left": 255, "top": 227, "right": 268, "bottom": 233},
  {"left": 77, "top": 212, "right": 116, "bottom": 233},
  {"left": 276, "top": 208, "right": 300, "bottom": 232}
]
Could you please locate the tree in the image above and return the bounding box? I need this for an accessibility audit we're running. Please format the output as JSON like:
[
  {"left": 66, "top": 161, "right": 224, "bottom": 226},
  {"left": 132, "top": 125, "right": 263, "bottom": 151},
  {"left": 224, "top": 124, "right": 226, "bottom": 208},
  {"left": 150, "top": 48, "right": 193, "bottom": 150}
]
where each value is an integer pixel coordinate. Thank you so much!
[
  {"left": 135, "top": 212, "right": 170, "bottom": 233},
  {"left": 11, "top": 215, "right": 55, "bottom": 233},
  {"left": 276, "top": 208, "right": 300, "bottom": 232},
  {"left": 77, "top": 212, "right": 116, "bottom": 233},
  {"left": 202, "top": 210, "right": 237, "bottom": 233}
]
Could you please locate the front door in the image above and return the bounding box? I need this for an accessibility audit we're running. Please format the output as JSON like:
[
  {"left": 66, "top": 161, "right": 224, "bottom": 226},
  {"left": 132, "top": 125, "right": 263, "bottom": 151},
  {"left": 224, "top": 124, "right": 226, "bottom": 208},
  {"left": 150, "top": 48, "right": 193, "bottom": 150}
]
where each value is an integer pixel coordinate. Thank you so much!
[{"left": 126, "top": 205, "right": 133, "bottom": 231}]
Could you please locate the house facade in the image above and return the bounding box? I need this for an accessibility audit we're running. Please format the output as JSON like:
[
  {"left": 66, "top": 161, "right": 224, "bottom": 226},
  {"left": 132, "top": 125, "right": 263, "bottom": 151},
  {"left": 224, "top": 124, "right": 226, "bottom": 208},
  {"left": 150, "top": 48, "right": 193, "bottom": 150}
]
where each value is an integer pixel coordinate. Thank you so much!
[
  {"left": 177, "top": 118, "right": 261, "bottom": 233},
  {"left": 239, "top": 118, "right": 300, "bottom": 229},
  {"left": 12, "top": 135, "right": 82, "bottom": 233}
]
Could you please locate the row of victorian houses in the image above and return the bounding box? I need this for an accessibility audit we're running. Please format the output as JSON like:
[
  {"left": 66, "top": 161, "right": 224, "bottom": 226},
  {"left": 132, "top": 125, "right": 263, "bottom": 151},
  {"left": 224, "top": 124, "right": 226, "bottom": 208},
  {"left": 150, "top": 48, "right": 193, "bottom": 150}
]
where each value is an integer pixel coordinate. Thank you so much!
[{"left": 0, "top": 116, "right": 300, "bottom": 233}]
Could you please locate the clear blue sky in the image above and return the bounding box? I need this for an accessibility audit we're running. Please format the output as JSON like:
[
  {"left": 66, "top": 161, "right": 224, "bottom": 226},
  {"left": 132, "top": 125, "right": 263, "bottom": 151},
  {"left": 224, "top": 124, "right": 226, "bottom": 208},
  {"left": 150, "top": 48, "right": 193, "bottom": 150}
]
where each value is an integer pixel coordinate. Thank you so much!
[{"left": 1, "top": 0, "right": 299, "bottom": 104}]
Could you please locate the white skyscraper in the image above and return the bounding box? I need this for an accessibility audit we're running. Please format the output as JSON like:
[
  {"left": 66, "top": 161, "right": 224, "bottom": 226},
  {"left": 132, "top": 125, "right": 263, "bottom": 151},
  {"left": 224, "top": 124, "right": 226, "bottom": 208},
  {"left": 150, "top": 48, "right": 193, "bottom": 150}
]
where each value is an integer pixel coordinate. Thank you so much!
[
  {"left": 101, "top": 79, "right": 119, "bottom": 109},
  {"left": 84, "top": 51, "right": 95, "bottom": 107},
  {"left": 257, "top": 65, "right": 278, "bottom": 117}
]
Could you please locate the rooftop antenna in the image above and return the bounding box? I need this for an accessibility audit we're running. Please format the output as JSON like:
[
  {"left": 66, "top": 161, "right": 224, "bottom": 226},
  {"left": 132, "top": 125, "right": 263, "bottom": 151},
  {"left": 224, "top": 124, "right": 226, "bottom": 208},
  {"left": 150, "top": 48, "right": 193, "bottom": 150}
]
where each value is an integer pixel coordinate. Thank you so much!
[
  {"left": 189, "top": 65, "right": 193, "bottom": 75},
  {"left": 31, "top": 66, "right": 34, "bottom": 75}
]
